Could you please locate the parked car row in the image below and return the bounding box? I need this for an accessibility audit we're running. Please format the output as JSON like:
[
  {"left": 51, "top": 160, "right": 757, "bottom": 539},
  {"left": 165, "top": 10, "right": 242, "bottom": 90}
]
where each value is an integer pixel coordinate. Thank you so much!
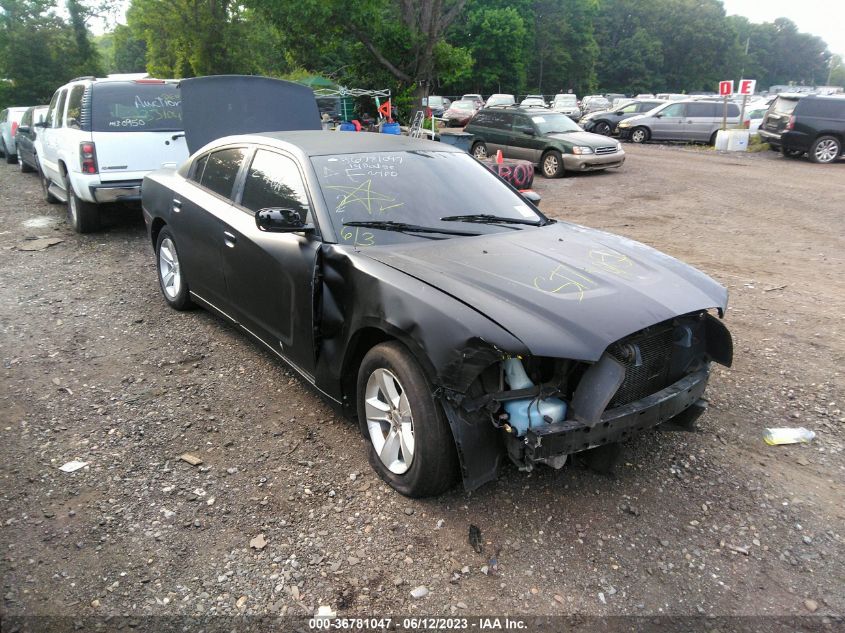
[{"left": 8, "top": 75, "right": 187, "bottom": 232}]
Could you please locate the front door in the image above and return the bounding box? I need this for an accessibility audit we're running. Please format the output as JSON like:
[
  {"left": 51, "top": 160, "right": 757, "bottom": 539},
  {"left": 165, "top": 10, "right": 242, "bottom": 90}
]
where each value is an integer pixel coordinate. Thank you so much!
[
  {"left": 507, "top": 113, "right": 543, "bottom": 162},
  {"left": 221, "top": 147, "right": 321, "bottom": 377},
  {"left": 650, "top": 103, "right": 687, "bottom": 140}
]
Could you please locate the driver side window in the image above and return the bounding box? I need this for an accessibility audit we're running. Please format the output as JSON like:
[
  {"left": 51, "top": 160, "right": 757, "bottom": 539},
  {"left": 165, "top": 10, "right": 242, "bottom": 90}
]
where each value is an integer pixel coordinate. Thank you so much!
[
  {"left": 620, "top": 103, "right": 639, "bottom": 113},
  {"left": 661, "top": 103, "right": 686, "bottom": 117},
  {"left": 240, "top": 149, "right": 311, "bottom": 223}
]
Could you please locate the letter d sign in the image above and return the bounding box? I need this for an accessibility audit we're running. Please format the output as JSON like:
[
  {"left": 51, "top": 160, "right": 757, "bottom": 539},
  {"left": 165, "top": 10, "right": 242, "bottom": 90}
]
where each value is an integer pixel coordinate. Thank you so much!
[{"left": 718, "top": 80, "right": 734, "bottom": 96}]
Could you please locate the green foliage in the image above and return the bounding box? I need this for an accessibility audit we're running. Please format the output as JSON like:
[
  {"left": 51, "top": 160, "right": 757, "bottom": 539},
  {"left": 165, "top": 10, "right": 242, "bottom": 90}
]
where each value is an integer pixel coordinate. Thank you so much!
[{"left": 0, "top": 0, "right": 101, "bottom": 107}]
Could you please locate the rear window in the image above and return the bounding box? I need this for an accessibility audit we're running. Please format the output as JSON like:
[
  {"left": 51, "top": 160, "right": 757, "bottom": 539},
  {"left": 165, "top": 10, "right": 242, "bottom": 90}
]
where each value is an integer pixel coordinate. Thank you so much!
[
  {"left": 772, "top": 97, "right": 800, "bottom": 115},
  {"left": 91, "top": 82, "right": 182, "bottom": 132}
]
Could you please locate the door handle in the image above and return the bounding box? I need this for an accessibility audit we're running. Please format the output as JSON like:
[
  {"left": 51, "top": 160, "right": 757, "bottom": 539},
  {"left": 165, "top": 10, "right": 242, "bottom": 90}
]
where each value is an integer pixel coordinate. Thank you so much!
[
  {"left": 172, "top": 198, "right": 182, "bottom": 213},
  {"left": 223, "top": 231, "right": 237, "bottom": 247}
]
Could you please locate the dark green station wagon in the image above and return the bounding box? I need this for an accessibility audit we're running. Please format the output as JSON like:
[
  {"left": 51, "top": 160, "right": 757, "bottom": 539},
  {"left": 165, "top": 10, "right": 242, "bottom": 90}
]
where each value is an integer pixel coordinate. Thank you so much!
[{"left": 464, "top": 106, "right": 625, "bottom": 178}]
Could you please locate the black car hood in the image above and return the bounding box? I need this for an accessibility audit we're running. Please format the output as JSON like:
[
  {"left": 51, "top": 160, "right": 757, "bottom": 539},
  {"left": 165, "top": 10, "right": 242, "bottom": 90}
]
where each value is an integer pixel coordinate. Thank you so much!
[
  {"left": 179, "top": 75, "right": 321, "bottom": 153},
  {"left": 362, "top": 222, "right": 728, "bottom": 361}
]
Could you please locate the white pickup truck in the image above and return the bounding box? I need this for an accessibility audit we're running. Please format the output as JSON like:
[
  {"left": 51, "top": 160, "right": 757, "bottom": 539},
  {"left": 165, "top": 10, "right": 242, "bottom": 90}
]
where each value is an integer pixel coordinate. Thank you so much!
[{"left": 36, "top": 77, "right": 189, "bottom": 232}]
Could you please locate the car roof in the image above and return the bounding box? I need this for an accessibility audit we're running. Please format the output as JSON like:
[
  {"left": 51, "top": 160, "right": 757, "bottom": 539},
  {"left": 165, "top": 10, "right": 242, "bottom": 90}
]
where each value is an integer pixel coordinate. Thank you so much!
[{"left": 236, "top": 130, "right": 463, "bottom": 157}]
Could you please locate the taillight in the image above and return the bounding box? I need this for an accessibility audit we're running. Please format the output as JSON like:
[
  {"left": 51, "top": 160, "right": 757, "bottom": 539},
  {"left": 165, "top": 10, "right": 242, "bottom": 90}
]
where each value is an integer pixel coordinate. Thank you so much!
[
  {"left": 80, "top": 142, "right": 98, "bottom": 174},
  {"left": 786, "top": 115, "right": 795, "bottom": 130},
  {"left": 11, "top": 121, "right": 18, "bottom": 137},
  {"left": 743, "top": 119, "right": 750, "bottom": 128}
]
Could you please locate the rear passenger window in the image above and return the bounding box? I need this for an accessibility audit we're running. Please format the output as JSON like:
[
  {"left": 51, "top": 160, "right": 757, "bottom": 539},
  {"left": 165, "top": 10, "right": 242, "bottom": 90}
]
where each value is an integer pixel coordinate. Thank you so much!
[
  {"left": 199, "top": 148, "right": 246, "bottom": 199},
  {"left": 66, "top": 86, "right": 85, "bottom": 129},
  {"left": 52, "top": 90, "right": 67, "bottom": 128},
  {"left": 726, "top": 104, "right": 740, "bottom": 117},
  {"left": 190, "top": 154, "right": 209, "bottom": 183},
  {"left": 798, "top": 99, "right": 842, "bottom": 118},
  {"left": 45, "top": 91, "right": 60, "bottom": 128},
  {"left": 241, "top": 150, "right": 311, "bottom": 222},
  {"left": 686, "top": 103, "right": 714, "bottom": 117},
  {"left": 472, "top": 111, "right": 490, "bottom": 125}
]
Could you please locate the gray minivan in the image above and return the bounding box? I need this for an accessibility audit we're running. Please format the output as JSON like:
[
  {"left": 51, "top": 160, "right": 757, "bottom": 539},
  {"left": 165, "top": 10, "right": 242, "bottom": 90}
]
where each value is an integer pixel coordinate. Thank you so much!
[{"left": 617, "top": 100, "right": 741, "bottom": 144}]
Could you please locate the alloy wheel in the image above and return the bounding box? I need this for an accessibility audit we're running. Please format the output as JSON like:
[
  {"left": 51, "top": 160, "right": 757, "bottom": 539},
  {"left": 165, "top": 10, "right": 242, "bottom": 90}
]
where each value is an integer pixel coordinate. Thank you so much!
[
  {"left": 473, "top": 144, "right": 488, "bottom": 160},
  {"left": 364, "top": 368, "right": 415, "bottom": 474},
  {"left": 158, "top": 237, "right": 182, "bottom": 299},
  {"left": 543, "top": 154, "right": 559, "bottom": 177},
  {"left": 814, "top": 139, "right": 839, "bottom": 163}
]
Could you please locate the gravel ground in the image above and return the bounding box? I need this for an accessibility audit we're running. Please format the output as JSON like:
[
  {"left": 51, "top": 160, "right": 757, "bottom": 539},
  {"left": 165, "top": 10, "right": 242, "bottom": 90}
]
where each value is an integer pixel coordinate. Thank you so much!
[{"left": 1, "top": 144, "right": 843, "bottom": 627}]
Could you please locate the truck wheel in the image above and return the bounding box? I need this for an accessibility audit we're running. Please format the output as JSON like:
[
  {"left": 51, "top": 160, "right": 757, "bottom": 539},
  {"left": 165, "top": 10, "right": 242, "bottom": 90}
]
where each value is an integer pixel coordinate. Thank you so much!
[
  {"left": 64, "top": 172, "right": 100, "bottom": 233},
  {"left": 541, "top": 150, "right": 564, "bottom": 178},
  {"left": 630, "top": 127, "right": 649, "bottom": 143},
  {"left": 155, "top": 227, "right": 193, "bottom": 310},
  {"left": 357, "top": 341, "right": 458, "bottom": 497},
  {"left": 809, "top": 136, "right": 841, "bottom": 164},
  {"left": 471, "top": 142, "right": 488, "bottom": 160}
]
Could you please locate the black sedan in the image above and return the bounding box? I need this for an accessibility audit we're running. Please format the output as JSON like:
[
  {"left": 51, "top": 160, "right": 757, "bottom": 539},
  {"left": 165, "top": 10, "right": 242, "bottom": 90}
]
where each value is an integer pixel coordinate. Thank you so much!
[
  {"left": 142, "top": 130, "right": 732, "bottom": 497},
  {"left": 580, "top": 99, "right": 666, "bottom": 135}
]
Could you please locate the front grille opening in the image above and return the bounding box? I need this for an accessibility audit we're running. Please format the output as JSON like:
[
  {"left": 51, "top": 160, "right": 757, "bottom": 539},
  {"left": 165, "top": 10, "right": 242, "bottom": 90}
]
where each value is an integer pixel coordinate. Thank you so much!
[{"left": 608, "top": 323, "right": 675, "bottom": 407}]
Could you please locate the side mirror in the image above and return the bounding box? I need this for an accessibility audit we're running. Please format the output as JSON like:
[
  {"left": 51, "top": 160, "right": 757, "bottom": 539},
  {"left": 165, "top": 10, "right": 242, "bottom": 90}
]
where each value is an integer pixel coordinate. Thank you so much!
[
  {"left": 256, "top": 207, "right": 313, "bottom": 233},
  {"left": 654, "top": 113, "right": 663, "bottom": 118},
  {"left": 520, "top": 190, "right": 542, "bottom": 207},
  {"left": 519, "top": 126, "right": 535, "bottom": 136},
  {"left": 615, "top": 111, "right": 624, "bottom": 115},
  {"left": 17, "top": 125, "right": 30, "bottom": 134}
]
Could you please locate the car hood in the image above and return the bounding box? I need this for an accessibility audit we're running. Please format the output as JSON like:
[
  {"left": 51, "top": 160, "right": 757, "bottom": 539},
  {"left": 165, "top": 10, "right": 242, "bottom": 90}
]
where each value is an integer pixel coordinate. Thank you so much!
[
  {"left": 179, "top": 75, "right": 321, "bottom": 153},
  {"left": 546, "top": 131, "right": 616, "bottom": 147},
  {"left": 619, "top": 114, "right": 646, "bottom": 125},
  {"left": 361, "top": 222, "right": 727, "bottom": 361}
]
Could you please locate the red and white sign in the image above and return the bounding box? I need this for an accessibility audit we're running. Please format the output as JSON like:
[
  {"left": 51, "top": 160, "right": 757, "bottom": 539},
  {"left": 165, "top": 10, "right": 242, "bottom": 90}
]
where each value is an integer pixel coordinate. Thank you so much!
[
  {"left": 718, "top": 80, "right": 734, "bottom": 96},
  {"left": 738, "top": 79, "right": 756, "bottom": 96}
]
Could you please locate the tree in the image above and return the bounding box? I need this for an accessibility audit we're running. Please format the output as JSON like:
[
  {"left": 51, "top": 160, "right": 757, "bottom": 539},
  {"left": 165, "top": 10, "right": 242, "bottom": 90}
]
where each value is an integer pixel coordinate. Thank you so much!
[
  {"left": 66, "top": 0, "right": 103, "bottom": 77},
  {"left": 251, "top": 0, "right": 472, "bottom": 106}
]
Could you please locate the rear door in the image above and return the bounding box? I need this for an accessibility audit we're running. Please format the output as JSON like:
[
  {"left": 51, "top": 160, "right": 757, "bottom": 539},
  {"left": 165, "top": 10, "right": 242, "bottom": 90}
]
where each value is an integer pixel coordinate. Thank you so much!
[
  {"left": 684, "top": 102, "right": 715, "bottom": 141},
  {"left": 90, "top": 81, "right": 188, "bottom": 182},
  {"left": 481, "top": 111, "right": 514, "bottom": 155},
  {"left": 221, "top": 147, "right": 321, "bottom": 376},
  {"left": 761, "top": 96, "right": 800, "bottom": 135},
  {"left": 172, "top": 146, "right": 248, "bottom": 311}
]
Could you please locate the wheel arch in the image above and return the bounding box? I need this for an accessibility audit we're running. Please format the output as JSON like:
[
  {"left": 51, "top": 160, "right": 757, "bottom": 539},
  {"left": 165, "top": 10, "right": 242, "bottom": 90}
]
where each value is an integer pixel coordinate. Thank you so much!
[{"left": 150, "top": 217, "right": 167, "bottom": 249}]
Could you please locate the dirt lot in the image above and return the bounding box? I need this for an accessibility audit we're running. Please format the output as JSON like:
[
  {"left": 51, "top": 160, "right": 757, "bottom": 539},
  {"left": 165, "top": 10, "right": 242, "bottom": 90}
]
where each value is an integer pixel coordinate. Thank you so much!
[{"left": 1, "top": 144, "right": 843, "bottom": 627}]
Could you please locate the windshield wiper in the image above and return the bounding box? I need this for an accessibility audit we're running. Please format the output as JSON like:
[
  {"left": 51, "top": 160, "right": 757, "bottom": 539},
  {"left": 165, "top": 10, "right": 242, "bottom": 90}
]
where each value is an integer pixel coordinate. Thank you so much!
[
  {"left": 342, "top": 220, "right": 480, "bottom": 236},
  {"left": 440, "top": 213, "right": 544, "bottom": 227}
]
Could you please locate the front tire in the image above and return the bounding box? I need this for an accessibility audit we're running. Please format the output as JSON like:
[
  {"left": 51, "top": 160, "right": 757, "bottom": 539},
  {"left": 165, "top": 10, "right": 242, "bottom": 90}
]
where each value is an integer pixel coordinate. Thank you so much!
[
  {"left": 594, "top": 121, "right": 612, "bottom": 136},
  {"left": 64, "top": 172, "right": 100, "bottom": 233},
  {"left": 155, "top": 227, "right": 193, "bottom": 310},
  {"left": 630, "top": 127, "right": 649, "bottom": 143},
  {"left": 809, "top": 136, "right": 840, "bottom": 164},
  {"left": 541, "top": 150, "right": 564, "bottom": 178},
  {"left": 356, "top": 342, "right": 458, "bottom": 497},
  {"left": 471, "top": 141, "right": 488, "bottom": 160}
]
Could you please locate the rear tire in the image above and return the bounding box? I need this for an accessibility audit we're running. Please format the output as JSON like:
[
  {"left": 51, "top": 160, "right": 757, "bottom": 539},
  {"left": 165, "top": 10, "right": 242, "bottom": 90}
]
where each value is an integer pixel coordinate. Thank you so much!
[
  {"left": 155, "top": 227, "right": 193, "bottom": 310},
  {"left": 18, "top": 150, "right": 34, "bottom": 173},
  {"left": 808, "top": 136, "right": 840, "bottom": 164},
  {"left": 541, "top": 150, "right": 564, "bottom": 178},
  {"left": 471, "top": 141, "right": 488, "bottom": 160},
  {"left": 782, "top": 147, "right": 803, "bottom": 159},
  {"left": 630, "top": 127, "right": 649, "bottom": 144},
  {"left": 356, "top": 341, "right": 458, "bottom": 497},
  {"left": 2, "top": 141, "right": 14, "bottom": 164},
  {"left": 64, "top": 171, "right": 100, "bottom": 233}
]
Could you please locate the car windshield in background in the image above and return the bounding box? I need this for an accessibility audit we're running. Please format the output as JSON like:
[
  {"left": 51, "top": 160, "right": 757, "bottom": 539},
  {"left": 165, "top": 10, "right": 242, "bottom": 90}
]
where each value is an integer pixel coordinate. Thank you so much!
[
  {"left": 91, "top": 82, "right": 182, "bottom": 132},
  {"left": 311, "top": 151, "right": 544, "bottom": 246},
  {"left": 529, "top": 112, "right": 581, "bottom": 134},
  {"left": 450, "top": 100, "right": 475, "bottom": 111},
  {"left": 772, "top": 97, "right": 800, "bottom": 115},
  {"left": 554, "top": 96, "right": 577, "bottom": 105}
]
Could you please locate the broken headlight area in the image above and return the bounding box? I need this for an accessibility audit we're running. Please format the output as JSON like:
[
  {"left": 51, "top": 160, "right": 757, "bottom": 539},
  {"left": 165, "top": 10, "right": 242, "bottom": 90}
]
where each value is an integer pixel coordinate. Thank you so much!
[{"left": 449, "top": 311, "right": 732, "bottom": 474}]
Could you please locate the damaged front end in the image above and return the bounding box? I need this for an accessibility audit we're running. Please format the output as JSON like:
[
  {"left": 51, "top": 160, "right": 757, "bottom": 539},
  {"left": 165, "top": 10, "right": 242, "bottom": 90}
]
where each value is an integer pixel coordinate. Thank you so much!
[{"left": 442, "top": 310, "right": 732, "bottom": 490}]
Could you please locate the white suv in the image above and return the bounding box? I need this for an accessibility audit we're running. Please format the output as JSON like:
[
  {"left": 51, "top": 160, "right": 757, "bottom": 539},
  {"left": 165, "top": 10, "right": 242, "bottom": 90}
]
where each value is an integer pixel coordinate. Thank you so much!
[{"left": 36, "top": 76, "right": 189, "bottom": 232}]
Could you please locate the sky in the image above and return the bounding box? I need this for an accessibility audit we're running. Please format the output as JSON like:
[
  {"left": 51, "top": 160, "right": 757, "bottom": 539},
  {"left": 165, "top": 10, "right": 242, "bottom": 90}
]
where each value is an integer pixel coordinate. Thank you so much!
[{"left": 722, "top": 0, "right": 845, "bottom": 60}]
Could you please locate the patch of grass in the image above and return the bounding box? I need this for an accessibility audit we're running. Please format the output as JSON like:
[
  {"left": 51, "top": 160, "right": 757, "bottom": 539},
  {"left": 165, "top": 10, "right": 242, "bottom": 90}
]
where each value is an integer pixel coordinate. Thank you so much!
[{"left": 747, "top": 134, "right": 770, "bottom": 153}]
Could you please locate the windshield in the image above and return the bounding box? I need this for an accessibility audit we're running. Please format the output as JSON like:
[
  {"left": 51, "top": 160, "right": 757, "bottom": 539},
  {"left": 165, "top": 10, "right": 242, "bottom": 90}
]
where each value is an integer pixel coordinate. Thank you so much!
[
  {"left": 450, "top": 100, "right": 475, "bottom": 111},
  {"left": 312, "top": 151, "right": 544, "bottom": 245},
  {"left": 487, "top": 96, "right": 514, "bottom": 106},
  {"left": 426, "top": 97, "right": 444, "bottom": 107},
  {"left": 92, "top": 82, "right": 182, "bottom": 132},
  {"left": 528, "top": 112, "right": 581, "bottom": 134},
  {"left": 554, "top": 95, "right": 577, "bottom": 105}
]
